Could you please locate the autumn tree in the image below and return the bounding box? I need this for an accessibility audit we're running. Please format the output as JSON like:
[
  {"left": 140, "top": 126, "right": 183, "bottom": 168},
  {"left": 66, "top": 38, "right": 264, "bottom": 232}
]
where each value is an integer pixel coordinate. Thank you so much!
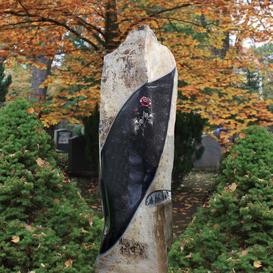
[
  {"left": 255, "top": 43, "right": 273, "bottom": 99},
  {"left": 0, "top": 0, "right": 273, "bottom": 142}
]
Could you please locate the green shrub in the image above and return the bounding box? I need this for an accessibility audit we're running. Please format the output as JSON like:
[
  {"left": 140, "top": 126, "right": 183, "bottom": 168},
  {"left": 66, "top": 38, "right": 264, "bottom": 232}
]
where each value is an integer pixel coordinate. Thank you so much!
[
  {"left": 169, "top": 126, "right": 273, "bottom": 273},
  {"left": 0, "top": 100, "right": 103, "bottom": 273}
]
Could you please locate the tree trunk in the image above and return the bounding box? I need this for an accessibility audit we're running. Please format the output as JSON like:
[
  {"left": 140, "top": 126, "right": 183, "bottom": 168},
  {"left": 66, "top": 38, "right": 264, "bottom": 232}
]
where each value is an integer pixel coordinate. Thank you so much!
[
  {"left": 104, "top": 0, "right": 121, "bottom": 52},
  {"left": 200, "top": 14, "right": 230, "bottom": 58},
  {"left": 30, "top": 55, "right": 53, "bottom": 101}
]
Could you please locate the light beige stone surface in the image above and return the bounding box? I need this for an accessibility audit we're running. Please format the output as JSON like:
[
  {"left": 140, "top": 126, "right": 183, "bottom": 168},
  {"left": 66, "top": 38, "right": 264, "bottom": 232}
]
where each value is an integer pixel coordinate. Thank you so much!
[{"left": 96, "top": 25, "right": 177, "bottom": 273}]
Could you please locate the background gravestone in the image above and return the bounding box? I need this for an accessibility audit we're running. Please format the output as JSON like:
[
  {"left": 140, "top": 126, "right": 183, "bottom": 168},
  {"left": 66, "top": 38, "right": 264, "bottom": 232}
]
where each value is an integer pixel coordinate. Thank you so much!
[
  {"left": 96, "top": 26, "right": 177, "bottom": 273},
  {"left": 68, "top": 135, "right": 93, "bottom": 177},
  {"left": 193, "top": 135, "right": 223, "bottom": 171},
  {"left": 54, "top": 128, "right": 72, "bottom": 153}
]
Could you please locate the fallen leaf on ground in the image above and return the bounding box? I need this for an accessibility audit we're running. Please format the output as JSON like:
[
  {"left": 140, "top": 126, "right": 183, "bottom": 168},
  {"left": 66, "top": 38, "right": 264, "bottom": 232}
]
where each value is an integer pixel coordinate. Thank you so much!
[
  {"left": 225, "top": 183, "right": 237, "bottom": 192},
  {"left": 27, "top": 107, "right": 35, "bottom": 114},
  {"left": 185, "top": 253, "right": 192, "bottom": 258},
  {"left": 11, "top": 235, "right": 20, "bottom": 243},
  {"left": 253, "top": 260, "right": 262, "bottom": 268},
  {"left": 65, "top": 259, "right": 73, "bottom": 268},
  {"left": 241, "top": 249, "right": 248, "bottom": 256},
  {"left": 36, "top": 158, "right": 48, "bottom": 167}
]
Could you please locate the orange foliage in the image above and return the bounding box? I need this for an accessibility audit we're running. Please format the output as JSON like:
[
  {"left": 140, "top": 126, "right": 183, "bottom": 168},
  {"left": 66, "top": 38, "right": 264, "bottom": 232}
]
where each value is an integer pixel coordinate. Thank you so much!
[{"left": 0, "top": 0, "right": 273, "bottom": 143}]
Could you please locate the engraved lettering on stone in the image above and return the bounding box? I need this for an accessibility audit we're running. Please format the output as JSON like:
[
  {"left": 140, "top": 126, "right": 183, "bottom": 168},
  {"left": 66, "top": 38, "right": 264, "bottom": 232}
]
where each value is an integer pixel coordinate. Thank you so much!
[
  {"left": 58, "top": 132, "right": 71, "bottom": 144},
  {"left": 145, "top": 190, "right": 171, "bottom": 207}
]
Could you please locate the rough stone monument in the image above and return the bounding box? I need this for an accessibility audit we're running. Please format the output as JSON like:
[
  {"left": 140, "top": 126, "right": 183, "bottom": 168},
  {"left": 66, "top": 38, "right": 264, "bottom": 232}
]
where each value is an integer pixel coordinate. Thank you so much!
[{"left": 96, "top": 26, "right": 177, "bottom": 273}]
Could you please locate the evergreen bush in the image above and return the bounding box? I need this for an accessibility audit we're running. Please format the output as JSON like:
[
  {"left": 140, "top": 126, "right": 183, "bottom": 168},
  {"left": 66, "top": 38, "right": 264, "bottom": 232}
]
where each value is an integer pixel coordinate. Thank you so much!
[
  {"left": 169, "top": 126, "right": 273, "bottom": 272},
  {"left": 0, "top": 100, "right": 102, "bottom": 273}
]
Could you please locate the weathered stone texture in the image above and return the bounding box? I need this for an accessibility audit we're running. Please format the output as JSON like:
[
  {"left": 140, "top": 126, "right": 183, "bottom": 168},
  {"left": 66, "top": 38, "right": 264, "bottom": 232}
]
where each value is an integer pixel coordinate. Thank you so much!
[{"left": 97, "top": 25, "right": 177, "bottom": 273}]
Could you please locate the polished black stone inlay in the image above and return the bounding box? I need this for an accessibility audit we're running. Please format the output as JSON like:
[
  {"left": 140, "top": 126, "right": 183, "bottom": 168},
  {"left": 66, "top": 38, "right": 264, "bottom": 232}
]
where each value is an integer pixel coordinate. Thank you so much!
[{"left": 100, "top": 69, "right": 175, "bottom": 253}]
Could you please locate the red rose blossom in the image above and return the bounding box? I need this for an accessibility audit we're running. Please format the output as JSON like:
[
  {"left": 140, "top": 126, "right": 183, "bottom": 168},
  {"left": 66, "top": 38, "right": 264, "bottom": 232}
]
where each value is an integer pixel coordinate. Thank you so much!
[{"left": 139, "top": 96, "right": 152, "bottom": 107}]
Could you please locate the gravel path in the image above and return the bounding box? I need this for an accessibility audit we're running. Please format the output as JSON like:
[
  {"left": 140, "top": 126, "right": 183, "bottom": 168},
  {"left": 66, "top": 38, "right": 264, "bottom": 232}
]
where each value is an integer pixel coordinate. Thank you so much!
[{"left": 172, "top": 171, "right": 217, "bottom": 238}]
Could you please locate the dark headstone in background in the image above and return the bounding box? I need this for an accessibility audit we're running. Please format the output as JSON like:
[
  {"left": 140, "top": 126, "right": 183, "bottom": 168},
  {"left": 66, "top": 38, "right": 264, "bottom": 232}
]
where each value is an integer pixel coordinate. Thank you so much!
[
  {"left": 54, "top": 129, "right": 73, "bottom": 153},
  {"left": 68, "top": 135, "right": 93, "bottom": 177},
  {"left": 193, "top": 135, "right": 223, "bottom": 171}
]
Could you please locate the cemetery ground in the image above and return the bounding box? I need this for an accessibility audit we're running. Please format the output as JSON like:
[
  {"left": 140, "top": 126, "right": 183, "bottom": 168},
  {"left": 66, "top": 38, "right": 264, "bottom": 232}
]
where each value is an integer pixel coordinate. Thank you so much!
[{"left": 73, "top": 170, "right": 218, "bottom": 238}]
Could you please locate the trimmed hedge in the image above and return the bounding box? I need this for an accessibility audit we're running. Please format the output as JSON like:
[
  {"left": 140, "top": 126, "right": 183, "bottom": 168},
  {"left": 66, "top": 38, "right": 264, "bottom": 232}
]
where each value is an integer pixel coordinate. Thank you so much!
[
  {"left": 0, "top": 100, "right": 102, "bottom": 273},
  {"left": 169, "top": 126, "right": 273, "bottom": 273}
]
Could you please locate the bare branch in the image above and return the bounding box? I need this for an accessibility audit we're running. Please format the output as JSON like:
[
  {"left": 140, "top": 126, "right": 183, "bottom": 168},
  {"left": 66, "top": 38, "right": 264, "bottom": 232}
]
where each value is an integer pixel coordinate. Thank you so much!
[{"left": 15, "top": 0, "right": 31, "bottom": 16}]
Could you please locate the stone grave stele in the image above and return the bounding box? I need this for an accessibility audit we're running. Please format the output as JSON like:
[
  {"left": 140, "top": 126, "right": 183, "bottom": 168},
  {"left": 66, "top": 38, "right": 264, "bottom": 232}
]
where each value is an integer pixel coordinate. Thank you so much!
[
  {"left": 96, "top": 25, "right": 177, "bottom": 273},
  {"left": 54, "top": 128, "right": 72, "bottom": 153}
]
